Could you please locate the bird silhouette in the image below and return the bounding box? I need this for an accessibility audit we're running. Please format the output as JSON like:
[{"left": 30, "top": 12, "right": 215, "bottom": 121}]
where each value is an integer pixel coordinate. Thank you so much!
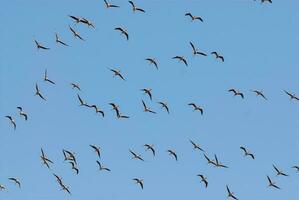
[
  {"left": 240, "top": 146, "right": 255, "bottom": 159},
  {"left": 129, "top": 1, "right": 145, "bottom": 13},
  {"left": 44, "top": 69, "right": 55, "bottom": 85},
  {"left": 188, "top": 103, "right": 203, "bottom": 115},
  {"left": 211, "top": 52, "right": 224, "bottom": 62},
  {"left": 228, "top": 89, "right": 244, "bottom": 99},
  {"left": 35, "top": 84, "right": 46, "bottom": 101},
  {"left": 142, "top": 100, "right": 156, "bottom": 114},
  {"left": 34, "top": 40, "right": 50, "bottom": 50},
  {"left": 226, "top": 185, "right": 238, "bottom": 200},
  {"left": 96, "top": 161, "right": 111, "bottom": 171},
  {"left": 5, "top": 115, "right": 16, "bottom": 130},
  {"left": 144, "top": 144, "right": 155, "bottom": 156},
  {"left": 129, "top": 149, "right": 144, "bottom": 161},
  {"left": 133, "top": 178, "right": 144, "bottom": 189},
  {"left": 104, "top": 0, "right": 119, "bottom": 8},
  {"left": 90, "top": 145, "right": 101, "bottom": 158},
  {"left": 8, "top": 178, "right": 21, "bottom": 188},
  {"left": 115, "top": 27, "right": 129, "bottom": 40},
  {"left": 267, "top": 176, "right": 280, "bottom": 189},
  {"left": 172, "top": 56, "right": 188, "bottom": 66},
  {"left": 145, "top": 58, "right": 158, "bottom": 69},
  {"left": 197, "top": 174, "right": 208, "bottom": 188},
  {"left": 167, "top": 149, "right": 178, "bottom": 161},
  {"left": 190, "top": 42, "right": 207, "bottom": 56},
  {"left": 189, "top": 139, "right": 205, "bottom": 152},
  {"left": 157, "top": 101, "right": 169, "bottom": 114},
  {"left": 55, "top": 33, "right": 68, "bottom": 46},
  {"left": 69, "top": 25, "right": 85, "bottom": 41},
  {"left": 185, "top": 13, "right": 203, "bottom": 22}
]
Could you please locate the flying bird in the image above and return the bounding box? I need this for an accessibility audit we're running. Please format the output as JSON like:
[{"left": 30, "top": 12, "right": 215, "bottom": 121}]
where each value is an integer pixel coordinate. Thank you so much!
[
  {"left": 128, "top": 1, "right": 145, "bottom": 13},
  {"left": 80, "top": 18, "right": 95, "bottom": 28},
  {"left": 68, "top": 15, "right": 82, "bottom": 23},
  {"left": 157, "top": 101, "right": 169, "bottom": 114},
  {"left": 167, "top": 149, "right": 178, "bottom": 161},
  {"left": 34, "top": 40, "right": 50, "bottom": 50},
  {"left": 144, "top": 144, "right": 155, "bottom": 156},
  {"left": 8, "top": 178, "right": 21, "bottom": 188},
  {"left": 115, "top": 27, "right": 129, "bottom": 40},
  {"left": 90, "top": 145, "right": 101, "bottom": 158},
  {"left": 240, "top": 147, "right": 255, "bottom": 159},
  {"left": 261, "top": 0, "right": 272, "bottom": 3},
  {"left": 172, "top": 56, "right": 188, "bottom": 66},
  {"left": 96, "top": 161, "right": 111, "bottom": 171},
  {"left": 185, "top": 13, "right": 203, "bottom": 22},
  {"left": 0, "top": 184, "right": 6, "bottom": 190},
  {"left": 252, "top": 90, "right": 267, "bottom": 100},
  {"left": 43, "top": 69, "right": 55, "bottom": 85},
  {"left": 211, "top": 52, "right": 224, "bottom": 62},
  {"left": 90, "top": 105, "right": 105, "bottom": 117},
  {"left": 55, "top": 33, "right": 68, "bottom": 46},
  {"left": 188, "top": 103, "right": 203, "bottom": 115},
  {"left": 189, "top": 42, "right": 207, "bottom": 56},
  {"left": 197, "top": 174, "right": 208, "bottom": 188},
  {"left": 16, "top": 107, "right": 28, "bottom": 121},
  {"left": 204, "top": 154, "right": 216, "bottom": 166},
  {"left": 129, "top": 149, "right": 144, "bottom": 161},
  {"left": 109, "top": 68, "right": 126, "bottom": 80},
  {"left": 63, "top": 149, "right": 77, "bottom": 164},
  {"left": 189, "top": 139, "right": 204, "bottom": 152},
  {"left": 267, "top": 176, "right": 280, "bottom": 189},
  {"left": 40, "top": 148, "right": 53, "bottom": 169},
  {"left": 104, "top": 0, "right": 119, "bottom": 8},
  {"left": 214, "top": 154, "right": 228, "bottom": 168},
  {"left": 5, "top": 115, "right": 16, "bottom": 130},
  {"left": 142, "top": 100, "right": 156, "bottom": 114},
  {"left": 145, "top": 58, "right": 158, "bottom": 69},
  {"left": 141, "top": 88, "right": 152, "bottom": 100},
  {"left": 69, "top": 161, "right": 79, "bottom": 174},
  {"left": 35, "top": 84, "right": 46, "bottom": 101},
  {"left": 226, "top": 185, "right": 238, "bottom": 200},
  {"left": 283, "top": 90, "right": 299, "bottom": 101},
  {"left": 292, "top": 166, "right": 299, "bottom": 172},
  {"left": 133, "top": 178, "right": 144, "bottom": 189},
  {"left": 77, "top": 94, "right": 88, "bottom": 107},
  {"left": 273, "top": 164, "right": 289, "bottom": 177},
  {"left": 69, "top": 25, "right": 85, "bottom": 41},
  {"left": 228, "top": 89, "right": 244, "bottom": 99},
  {"left": 70, "top": 83, "right": 81, "bottom": 91}
]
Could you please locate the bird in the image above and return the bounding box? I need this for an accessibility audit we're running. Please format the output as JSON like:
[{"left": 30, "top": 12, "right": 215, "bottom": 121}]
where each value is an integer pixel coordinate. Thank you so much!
[
  {"left": 189, "top": 42, "right": 207, "bottom": 56},
  {"left": 117, "top": 113, "right": 130, "bottom": 119},
  {"left": 35, "top": 84, "right": 46, "bottom": 101},
  {"left": 104, "top": 0, "right": 119, "bottom": 8},
  {"left": 157, "top": 101, "right": 169, "bottom": 114},
  {"left": 8, "top": 178, "right": 21, "bottom": 188},
  {"left": 292, "top": 166, "right": 299, "bottom": 172},
  {"left": 211, "top": 52, "right": 224, "bottom": 62},
  {"left": 90, "top": 145, "right": 101, "bottom": 158},
  {"left": 214, "top": 154, "right": 228, "bottom": 168},
  {"left": 261, "top": 0, "right": 272, "bottom": 3},
  {"left": 141, "top": 88, "right": 152, "bottom": 100},
  {"left": 185, "top": 13, "right": 203, "bottom": 22},
  {"left": 188, "top": 103, "right": 203, "bottom": 115},
  {"left": 145, "top": 58, "right": 158, "bottom": 69},
  {"left": 252, "top": 90, "right": 267, "bottom": 100},
  {"left": 129, "top": 149, "right": 144, "bottom": 161},
  {"left": 77, "top": 94, "right": 89, "bottom": 107},
  {"left": 167, "top": 149, "right": 178, "bottom": 161},
  {"left": 43, "top": 69, "right": 55, "bottom": 85},
  {"left": 141, "top": 100, "right": 156, "bottom": 114},
  {"left": 189, "top": 139, "right": 204, "bottom": 152},
  {"left": 70, "top": 83, "right": 81, "bottom": 91},
  {"left": 53, "top": 173, "right": 63, "bottom": 185},
  {"left": 273, "top": 164, "right": 289, "bottom": 177},
  {"left": 5, "top": 115, "right": 16, "bottom": 130},
  {"left": 69, "top": 161, "right": 79, "bottom": 174},
  {"left": 55, "top": 33, "right": 68, "bottom": 46},
  {"left": 144, "top": 144, "right": 155, "bottom": 156},
  {"left": 96, "top": 161, "right": 111, "bottom": 171},
  {"left": 34, "top": 40, "right": 50, "bottom": 50},
  {"left": 109, "top": 68, "right": 126, "bottom": 80},
  {"left": 17, "top": 107, "right": 28, "bottom": 121},
  {"left": 61, "top": 183, "right": 71, "bottom": 195},
  {"left": 80, "top": 18, "right": 95, "bottom": 28},
  {"left": 267, "top": 176, "right": 280, "bottom": 189},
  {"left": 90, "top": 105, "right": 105, "bottom": 117},
  {"left": 204, "top": 154, "right": 216, "bottom": 166},
  {"left": 68, "top": 15, "right": 82, "bottom": 23},
  {"left": 63, "top": 149, "right": 77, "bottom": 164},
  {"left": 283, "top": 90, "right": 299, "bottom": 101},
  {"left": 228, "top": 89, "right": 244, "bottom": 99},
  {"left": 114, "top": 27, "right": 129, "bottom": 40},
  {"left": 69, "top": 25, "right": 85, "bottom": 41},
  {"left": 40, "top": 148, "right": 53, "bottom": 169},
  {"left": 128, "top": 1, "right": 145, "bottom": 13},
  {"left": 109, "top": 103, "right": 121, "bottom": 117},
  {"left": 226, "top": 185, "right": 238, "bottom": 200},
  {"left": 172, "top": 56, "right": 188, "bottom": 66},
  {"left": 197, "top": 174, "right": 208, "bottom": 188},
  {"left": 0, "top": 184, "right": 6, "bottom": 190},
  {"left": 240, "top": 147, "right": 255, "bottom": 159},
  {"left": 133, "top": 178, "right": 144, "bottom": 189}
]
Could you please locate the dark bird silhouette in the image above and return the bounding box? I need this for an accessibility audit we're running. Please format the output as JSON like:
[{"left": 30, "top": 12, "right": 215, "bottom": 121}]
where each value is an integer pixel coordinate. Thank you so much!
[
  {"left": 69, "top": 25, "right": 84, "bottom": 41},
  {"left": 77, "top": 94, "right": 88, "bottom": 107},
  {"left": 133, "top": 178, "right": 144, "bottom": 189},
  {"left": 129, "top": 1, "right": 145, "bottom": 13},
  {"left": 211, "top": 52, "right": 224, "bottom": 62},
  {"left": 189, "top": 139, "right": 204, "bottom": 152},
  {"left": 145, "top": 58, "right": 158, "bottom": 69},
  {"left": 142, "top": 100, "right": 156, "bottom": 114},
  {"left": 157, "top": 101, "right": 169, "bottom": 114},
  {"left": 188, "top": 103, "right": 203, "bottom": 115},
  {"left": 190, "top": 42, "right": 207, "bottom": 56},
  {"left": 292, "top": 166, "right": 299, "bottom": 172},
  {"left": 109, "top": 103, "right": 120, "bottom": 117},
  {"left": 96, "top": 161, "right": 111, "bottom": 171},
  {"left": 252, "top": 90, "right": 267, "bottom": 100},
  {"left": 185, "top": 13, "right": 203, "bottom": 22},
  {"left": 80, "top": 18, "right": 95, "bottom": 28},
  {"left": 228, "top": 89, "right": 244, "bottom": 99},
  {"left": 283, "top": 90, "right": 299, "bottom": 101},
  {"left": 55, "top": 33, "right": 68, "bottom": 46},
  {"left": 68, "top": 15, "right": 82, "bottom": 23},
  {"left": 273, "top": 164, "right": 289, "bottom": 177},
  {"left": 63, "top": 149, "right": 77, "bottom": 164},
  {"left": 40, "top": 148, "right": 53, "bottom": 169},
  {"left": 261, "top": 0, "right": 272, "bottom": 3},
  {"left": 43, "top": 69, "right": 55, "bottom": 85},
  {"left": 172, "top": 56, "right": 188, "bottom": 66},
  {"left": 8, "top": 178, "right": 21, "bottom": 188},
  {"left": 35, "top": 84, "right": 46, "bottom": 101},
  {"left": 167, "top": 149, "right": 178, "bottom": 161},
  {"left": 0, "top": 184, "right": 6, "bottom": 190},
  {"left": 204, "top": 154, "right": 216, "bottom": 166},
  {"left": 144, "top": 144, "right": 155, "bottom": 156},
  {"left": 16, "top": 107, "right": 28, "bottom": 121},
  {"left": 226, "top": 185, "right": 238, "bottom": 200},
  {"left": 71, "top": 83, "right": 81, "bottom": 91},
  {"left": 141, "top": 88, "right": 152, "bottom": 100},
  {"left": 197, "top": 174, "right": 208, "bottom": 188},
  {"left": 34, "top": 40, "right": 50, "bottom": 50},
  {"left": 240, "top": 146, "right": 255, "bottom": 159},
  {"left": 129, "top": 149, "right": 144, "bottom": 161},
  {"left": 267, "top": 176, "right": 280, "bottom": 189},
  {"left": 109, "top": 68, "right": 125, "bottom": 80},
  {"left": 69, "top": 161, "right": 79, "bottom": 174},
  {"left": 90, "top": 105, "right": 105, "bottom": 117},
  {"left": 104, "top": 0, "right": 119, "bottom": 8},
  {"left": 90, "top": 145, "right": 101, "bottom": 158},
  {"left": 5, "top": 116, "right": 16, "bottom": 130},
  {"left": 214, "top": 154, "right": 228, "bottom": 168},
  {"left": 115, "top": 27, "right": 129, "bottom": 40}
]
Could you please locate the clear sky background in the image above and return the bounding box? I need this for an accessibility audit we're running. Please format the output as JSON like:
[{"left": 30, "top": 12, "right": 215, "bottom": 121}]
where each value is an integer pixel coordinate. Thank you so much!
[{"left": 1, "top": 0, "right": 299, "bottom": 199}]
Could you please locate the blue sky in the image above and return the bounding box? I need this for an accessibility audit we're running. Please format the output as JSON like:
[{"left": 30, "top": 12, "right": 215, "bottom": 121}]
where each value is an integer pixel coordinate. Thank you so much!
[{"left": 1, "top": 0, "right": 299, "bottom": 199}]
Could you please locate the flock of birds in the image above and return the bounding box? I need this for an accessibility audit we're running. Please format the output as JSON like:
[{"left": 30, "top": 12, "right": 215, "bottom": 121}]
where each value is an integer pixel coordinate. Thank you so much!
[{"left": 2, "top": 0, "right": 298, "bottom": 199}]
